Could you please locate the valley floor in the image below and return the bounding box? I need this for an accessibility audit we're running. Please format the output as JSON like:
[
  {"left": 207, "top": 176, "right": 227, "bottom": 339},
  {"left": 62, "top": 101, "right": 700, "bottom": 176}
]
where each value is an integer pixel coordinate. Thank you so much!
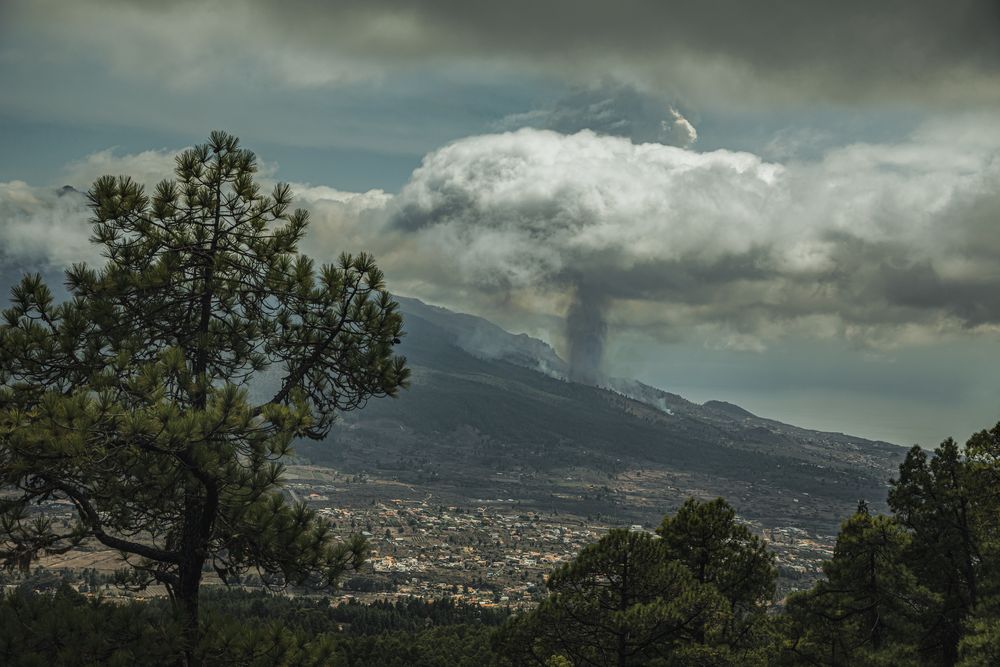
[{"left": 27, "top": 463, "right": 838, "bottom": 605}]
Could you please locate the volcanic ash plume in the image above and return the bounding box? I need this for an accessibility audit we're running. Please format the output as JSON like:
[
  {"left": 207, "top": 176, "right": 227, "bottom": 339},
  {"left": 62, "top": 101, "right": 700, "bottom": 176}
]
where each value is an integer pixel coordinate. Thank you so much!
[{"left": 566, "top": 283, "right": 608, "bottom": 386}]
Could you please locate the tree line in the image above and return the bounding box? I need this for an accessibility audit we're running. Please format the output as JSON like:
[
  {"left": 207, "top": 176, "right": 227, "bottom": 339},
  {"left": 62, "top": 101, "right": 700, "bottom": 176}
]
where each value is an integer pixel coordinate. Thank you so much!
[
  {"left": 498, "top": 427, "right": 1000, "bottom": 666},
  {"left": 3, "top": 423, "right": 999, "bottom": 666}
]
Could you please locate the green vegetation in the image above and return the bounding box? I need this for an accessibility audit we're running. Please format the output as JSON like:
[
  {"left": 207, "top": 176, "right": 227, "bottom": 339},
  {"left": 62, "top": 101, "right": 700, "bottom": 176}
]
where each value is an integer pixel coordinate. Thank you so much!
[
  {"left": 0, "top": 585, "right": 505, "bottom": 666},
  {"left": 496, "top": 498, "right": 778, "bottom": 666},
  {"left": 779, "top": 425, "right": 1000, "bottom": 666},
  {"left": 780, "top": 502, "right": 936, "bottom": 664},
  {"left": 3, "top": 421, "right": 1000, "bottom": 667},
  {"left": 0, "top": 132, "right": 409, "bottom": 662}
]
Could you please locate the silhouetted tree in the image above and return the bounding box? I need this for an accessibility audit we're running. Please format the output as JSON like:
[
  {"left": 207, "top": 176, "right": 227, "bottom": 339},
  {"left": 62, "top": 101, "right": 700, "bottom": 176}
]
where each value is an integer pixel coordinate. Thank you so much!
[
  {"left": 889, "top": 439, "right": 983, "bottom": 663},
  {"left": 0, "top": 131, "right": 409, "bottom": 664}
]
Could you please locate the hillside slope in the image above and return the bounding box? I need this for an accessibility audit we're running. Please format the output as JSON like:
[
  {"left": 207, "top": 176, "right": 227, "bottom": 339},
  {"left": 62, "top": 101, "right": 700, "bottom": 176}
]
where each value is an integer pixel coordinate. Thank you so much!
[{"left": 298, "top": 298, "right": 904, "bottom": 532}]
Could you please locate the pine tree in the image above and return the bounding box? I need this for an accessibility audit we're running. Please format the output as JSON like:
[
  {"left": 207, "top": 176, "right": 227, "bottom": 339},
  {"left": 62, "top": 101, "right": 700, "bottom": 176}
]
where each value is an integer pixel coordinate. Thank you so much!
[
  {"left": 497, "top": 499, "right": 783, "bottom": 667},
  {"left": 497, "top": 528, "right": 727, "bottom": 666},
  {"left": 656, "top": 497, "right": 776, "bottom": 657},
  {"left": 888, "top": 440, "right": 982, "bottom": 663},
  {"left": 954, "top": 423, "right": 1000, "bottom": 667},
  {"left": 0, "top": 131, "right": 409, "bottom": 663},
  {"left": 781, "top": 503, "right": 936, "bottom": 665},
  {"left": 964, "top": 422, "right": 1000, "bottom": 590}
]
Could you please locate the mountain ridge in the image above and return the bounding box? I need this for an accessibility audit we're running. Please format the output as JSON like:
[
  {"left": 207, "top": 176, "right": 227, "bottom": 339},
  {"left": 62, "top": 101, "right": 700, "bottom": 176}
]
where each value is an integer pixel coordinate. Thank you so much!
[
  {"left": 296, "top": 296, "right": 904, "bottom": 532},
  {"left": 394, "top": 295, "right": 898, "bottom": 451}
]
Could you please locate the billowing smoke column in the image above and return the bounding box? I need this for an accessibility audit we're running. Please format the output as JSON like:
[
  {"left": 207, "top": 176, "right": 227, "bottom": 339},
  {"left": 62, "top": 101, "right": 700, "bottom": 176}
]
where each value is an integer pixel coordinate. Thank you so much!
[
  {"left": 378, "top": 125, "right": 1000, "bottom": 376},
  {"left": 386, "top": 128, "right": 779, "bottom": 387},
  {"left": 566, "top": 282, "right": 608, "bottom": 386},
  {"left": 8, "top": 123, "right": 1000, "bottom": 393}
]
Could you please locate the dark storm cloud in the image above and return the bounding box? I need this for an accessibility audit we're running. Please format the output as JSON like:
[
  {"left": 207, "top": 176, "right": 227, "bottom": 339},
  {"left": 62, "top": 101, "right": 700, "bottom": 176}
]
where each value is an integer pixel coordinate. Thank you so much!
[
  {"left": 245, "top": 0, "right": 1000, "bottom": 80},
  {"left": 8, "top": 0, "right": 999, "bottom": 105}
]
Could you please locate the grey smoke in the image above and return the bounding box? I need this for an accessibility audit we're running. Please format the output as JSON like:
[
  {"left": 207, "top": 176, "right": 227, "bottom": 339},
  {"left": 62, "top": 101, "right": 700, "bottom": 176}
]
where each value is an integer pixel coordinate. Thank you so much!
[
  {"left": 496, "top": 83, "right": 697, "bottom": 147},
  {"left": 383, "top": 121, "right": 1000, "bottom": 353},
  {"left": 566, "top": 282, "right": 609, "bottom": 385}
]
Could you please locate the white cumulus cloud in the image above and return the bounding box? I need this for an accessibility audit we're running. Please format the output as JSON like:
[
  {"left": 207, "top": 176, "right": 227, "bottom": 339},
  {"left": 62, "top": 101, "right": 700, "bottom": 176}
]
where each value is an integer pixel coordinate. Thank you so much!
[{"left": 4, "top": 117, "right": 1000, "bottom": 363}]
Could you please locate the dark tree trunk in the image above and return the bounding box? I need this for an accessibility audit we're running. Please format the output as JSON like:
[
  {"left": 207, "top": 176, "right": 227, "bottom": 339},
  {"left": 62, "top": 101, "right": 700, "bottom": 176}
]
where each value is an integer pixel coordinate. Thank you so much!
[
  {"left": 176, "top": 479, "right": 210, "bottom": 667},
  {"left": 175, "top": 183, "right": 219, "bottom": 667},
  {"left": 177, "top": 571, "right": 202, "bottom": 667}
]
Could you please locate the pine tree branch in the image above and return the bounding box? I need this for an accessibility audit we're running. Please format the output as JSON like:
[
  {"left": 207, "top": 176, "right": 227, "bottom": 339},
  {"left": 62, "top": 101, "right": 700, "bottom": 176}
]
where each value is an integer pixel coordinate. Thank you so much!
[{"left": 51, "top": 480, "right": 181, "bottom": 564}]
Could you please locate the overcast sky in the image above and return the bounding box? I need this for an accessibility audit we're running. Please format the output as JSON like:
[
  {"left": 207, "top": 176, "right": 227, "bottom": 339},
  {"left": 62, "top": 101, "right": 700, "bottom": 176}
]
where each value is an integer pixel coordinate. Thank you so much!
[{"left": 3, "top": 0, "right": 1000, "bottom": 446}]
